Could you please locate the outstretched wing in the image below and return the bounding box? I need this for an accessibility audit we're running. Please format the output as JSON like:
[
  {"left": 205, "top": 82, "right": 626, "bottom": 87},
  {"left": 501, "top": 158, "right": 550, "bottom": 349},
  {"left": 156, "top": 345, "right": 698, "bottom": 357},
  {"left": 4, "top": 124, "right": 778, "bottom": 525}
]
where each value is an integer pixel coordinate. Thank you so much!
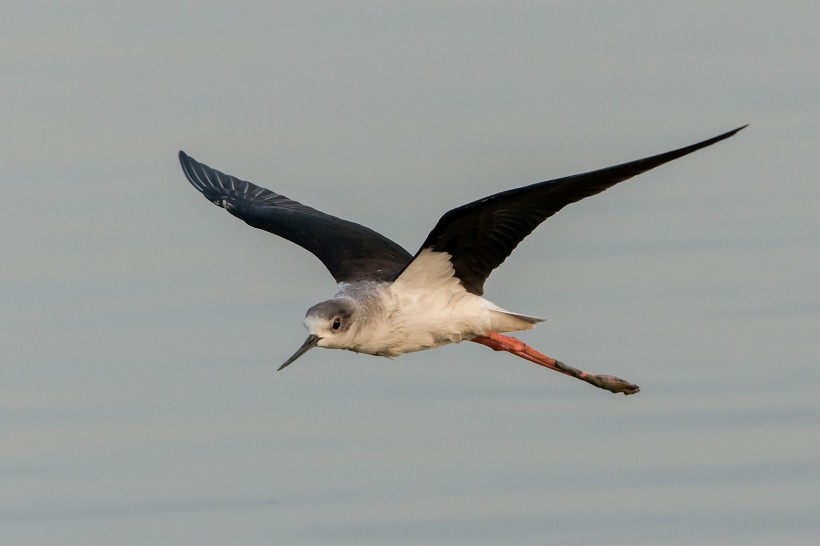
[
  {"left": 179, "top": 151, "right": 413, "bottom": 283},
  {"left": 399, "top": 125, "right": 746, "bottom": 295}
]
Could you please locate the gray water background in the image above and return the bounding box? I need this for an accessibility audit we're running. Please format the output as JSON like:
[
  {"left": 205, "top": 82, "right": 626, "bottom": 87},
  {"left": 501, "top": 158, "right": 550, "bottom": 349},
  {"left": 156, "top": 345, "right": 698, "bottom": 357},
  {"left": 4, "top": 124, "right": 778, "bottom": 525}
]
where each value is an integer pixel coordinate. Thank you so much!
[{"left": 2, "top": 2, "right": 819, "bottom": 544}]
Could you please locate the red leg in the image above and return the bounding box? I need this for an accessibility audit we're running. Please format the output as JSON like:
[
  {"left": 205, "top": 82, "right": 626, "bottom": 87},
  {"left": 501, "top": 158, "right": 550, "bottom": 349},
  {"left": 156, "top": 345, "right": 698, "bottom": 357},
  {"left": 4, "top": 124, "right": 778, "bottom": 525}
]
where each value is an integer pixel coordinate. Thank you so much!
[{"left": 471, "top": 332, "right": 640, "bottom": 395}]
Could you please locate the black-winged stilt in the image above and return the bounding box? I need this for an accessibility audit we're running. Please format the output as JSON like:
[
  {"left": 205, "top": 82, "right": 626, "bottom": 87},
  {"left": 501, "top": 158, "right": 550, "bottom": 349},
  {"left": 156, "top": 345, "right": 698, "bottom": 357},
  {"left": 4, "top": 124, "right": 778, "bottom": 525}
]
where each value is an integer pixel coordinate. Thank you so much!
[{"left": 179, "top": 125, "right": 745, "bottom": 395}]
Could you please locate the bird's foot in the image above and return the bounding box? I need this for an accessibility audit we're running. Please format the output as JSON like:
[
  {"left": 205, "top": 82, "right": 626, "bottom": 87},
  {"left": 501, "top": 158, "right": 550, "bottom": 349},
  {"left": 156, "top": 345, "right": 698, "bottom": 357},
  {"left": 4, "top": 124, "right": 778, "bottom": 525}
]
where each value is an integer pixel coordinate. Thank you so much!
[{"left": 555, "top": 364, "right": 640, "bottom": 395}]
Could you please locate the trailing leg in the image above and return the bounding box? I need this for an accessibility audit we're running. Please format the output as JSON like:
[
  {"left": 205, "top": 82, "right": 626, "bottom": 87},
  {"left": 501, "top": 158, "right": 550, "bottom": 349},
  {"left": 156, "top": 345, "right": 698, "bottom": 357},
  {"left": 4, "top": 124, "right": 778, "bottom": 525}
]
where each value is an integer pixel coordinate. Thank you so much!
[{"left": 471, "top": 332, "right": 639, "bottom": 395}]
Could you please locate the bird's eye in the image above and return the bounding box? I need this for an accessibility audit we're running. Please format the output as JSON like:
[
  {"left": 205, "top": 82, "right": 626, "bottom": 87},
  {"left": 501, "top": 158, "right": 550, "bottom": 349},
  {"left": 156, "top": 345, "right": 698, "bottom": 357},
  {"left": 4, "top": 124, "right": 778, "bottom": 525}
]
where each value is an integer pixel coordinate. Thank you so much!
[{"left": 332, "top": 317, "right": 341, "bottom": 330}]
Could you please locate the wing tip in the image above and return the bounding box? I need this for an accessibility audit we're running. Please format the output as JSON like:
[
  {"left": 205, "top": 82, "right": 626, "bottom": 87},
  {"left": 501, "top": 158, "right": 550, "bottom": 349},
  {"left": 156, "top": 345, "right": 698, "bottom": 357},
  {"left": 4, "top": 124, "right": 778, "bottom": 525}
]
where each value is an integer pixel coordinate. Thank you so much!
[
  {"left": 178, "top": 149, "right": 218, "bottom": 198},
  {"left": 178, "top": 149, "right": 193, "bottom": 175},
  {"left": 726, "top": 123, "right": 749, "bottom": 137},
  {"left": 178, "top": 149, "right": 195, "bottom": 170},
  {"left": 683, "top": 123, "right": 748, "bottom": 157}
]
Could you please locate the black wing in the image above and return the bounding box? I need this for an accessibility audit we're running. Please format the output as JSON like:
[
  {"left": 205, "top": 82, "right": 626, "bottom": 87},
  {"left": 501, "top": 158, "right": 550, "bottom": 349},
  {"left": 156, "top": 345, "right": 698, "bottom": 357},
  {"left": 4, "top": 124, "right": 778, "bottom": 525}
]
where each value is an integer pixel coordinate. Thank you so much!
[
  {"left": 402, "top": 125, "right": 747, "bottom": 295},
  {"left": 179, "top": 151, "right": 413, "bottom": 283}
]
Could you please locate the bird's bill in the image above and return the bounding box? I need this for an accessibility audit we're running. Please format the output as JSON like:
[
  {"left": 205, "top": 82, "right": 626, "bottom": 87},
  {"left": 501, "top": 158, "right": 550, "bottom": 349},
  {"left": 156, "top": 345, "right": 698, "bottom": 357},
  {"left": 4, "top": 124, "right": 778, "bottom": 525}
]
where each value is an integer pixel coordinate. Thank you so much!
[{"left": 278, "top": 334, "right": 322, "bottom": 371}]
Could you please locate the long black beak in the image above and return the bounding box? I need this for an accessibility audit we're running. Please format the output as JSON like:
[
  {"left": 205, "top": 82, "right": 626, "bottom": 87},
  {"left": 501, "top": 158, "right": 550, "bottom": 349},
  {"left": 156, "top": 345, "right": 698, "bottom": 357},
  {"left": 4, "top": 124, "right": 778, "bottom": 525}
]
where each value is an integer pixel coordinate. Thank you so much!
[{"left": 278, "top": 334, "right": 321, "bottom": 371}]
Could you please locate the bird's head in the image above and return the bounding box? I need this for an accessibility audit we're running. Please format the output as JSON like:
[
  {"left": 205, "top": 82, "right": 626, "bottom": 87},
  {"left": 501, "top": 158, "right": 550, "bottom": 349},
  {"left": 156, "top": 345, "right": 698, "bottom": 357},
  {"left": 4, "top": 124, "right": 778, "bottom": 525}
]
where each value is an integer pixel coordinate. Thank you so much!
[
  {"left": 303, "top": 299, "right": 356, "bottom": 344},
  {"left": 277, "top": 298, "right": 356, "bottom": 371}
]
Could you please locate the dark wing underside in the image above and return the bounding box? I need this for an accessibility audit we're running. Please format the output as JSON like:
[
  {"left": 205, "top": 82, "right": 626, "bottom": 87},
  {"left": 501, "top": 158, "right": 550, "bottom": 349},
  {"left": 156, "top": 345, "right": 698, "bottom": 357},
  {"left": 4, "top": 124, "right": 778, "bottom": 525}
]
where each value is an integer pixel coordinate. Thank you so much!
[
  {"left": 179, "top": 152, "right": 412, "bottom": 283},
  {"left": 401, "top": 125, "right": 746, "bottom": 295}
]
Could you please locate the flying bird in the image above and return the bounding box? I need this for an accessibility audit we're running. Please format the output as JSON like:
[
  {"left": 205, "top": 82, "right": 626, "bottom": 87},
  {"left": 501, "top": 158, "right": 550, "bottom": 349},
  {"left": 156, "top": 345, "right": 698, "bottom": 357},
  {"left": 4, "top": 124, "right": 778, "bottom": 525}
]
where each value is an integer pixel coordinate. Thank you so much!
[{"left": 179, "top": 125, "right": 745, "bottom": 395}]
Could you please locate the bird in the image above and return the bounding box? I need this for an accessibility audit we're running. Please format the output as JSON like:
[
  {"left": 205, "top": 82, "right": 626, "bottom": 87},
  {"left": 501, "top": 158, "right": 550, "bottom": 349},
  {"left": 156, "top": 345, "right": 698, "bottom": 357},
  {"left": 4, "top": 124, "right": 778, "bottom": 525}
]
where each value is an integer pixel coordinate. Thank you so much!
[{"left": 179, "top": 125, "right": 745, "bottom": 395}]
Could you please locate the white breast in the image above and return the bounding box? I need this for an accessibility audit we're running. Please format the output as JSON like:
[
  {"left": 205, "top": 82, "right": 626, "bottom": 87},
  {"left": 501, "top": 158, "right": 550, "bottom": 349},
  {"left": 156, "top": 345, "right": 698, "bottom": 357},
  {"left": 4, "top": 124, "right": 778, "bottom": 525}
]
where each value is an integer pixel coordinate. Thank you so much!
[{"left": 347, "top": 249, "right": 543, "bottom": 357}]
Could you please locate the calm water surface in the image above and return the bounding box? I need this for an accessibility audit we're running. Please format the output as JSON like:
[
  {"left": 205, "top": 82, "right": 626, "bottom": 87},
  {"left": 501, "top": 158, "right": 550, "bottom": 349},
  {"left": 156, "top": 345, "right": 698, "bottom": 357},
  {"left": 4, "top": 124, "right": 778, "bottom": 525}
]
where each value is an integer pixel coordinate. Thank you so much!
[{"left": 2, "top": 2, "right": 819, "bottom": 544}]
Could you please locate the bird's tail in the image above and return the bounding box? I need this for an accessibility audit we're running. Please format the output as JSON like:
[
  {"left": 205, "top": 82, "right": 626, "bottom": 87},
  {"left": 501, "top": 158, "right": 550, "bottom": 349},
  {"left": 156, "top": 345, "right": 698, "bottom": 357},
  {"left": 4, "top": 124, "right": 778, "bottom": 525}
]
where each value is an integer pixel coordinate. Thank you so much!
[{"left": 488, "top": 307, "right": 546, "bottom": 333}]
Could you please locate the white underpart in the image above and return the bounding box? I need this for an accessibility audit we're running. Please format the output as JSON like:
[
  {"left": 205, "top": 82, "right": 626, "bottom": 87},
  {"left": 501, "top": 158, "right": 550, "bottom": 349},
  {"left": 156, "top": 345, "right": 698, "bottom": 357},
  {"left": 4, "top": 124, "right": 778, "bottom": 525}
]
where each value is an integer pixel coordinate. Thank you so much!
[{"left": 333, "top": 248, "right": 544, "bottom": 357}]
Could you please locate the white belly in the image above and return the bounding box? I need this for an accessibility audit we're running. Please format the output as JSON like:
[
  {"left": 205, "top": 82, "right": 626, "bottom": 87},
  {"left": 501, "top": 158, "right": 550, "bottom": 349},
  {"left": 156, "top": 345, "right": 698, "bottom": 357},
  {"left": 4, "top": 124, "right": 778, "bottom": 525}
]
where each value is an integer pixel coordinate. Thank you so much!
[{"left": 343, "top": 249, "right": 544, "bottom": 357}]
